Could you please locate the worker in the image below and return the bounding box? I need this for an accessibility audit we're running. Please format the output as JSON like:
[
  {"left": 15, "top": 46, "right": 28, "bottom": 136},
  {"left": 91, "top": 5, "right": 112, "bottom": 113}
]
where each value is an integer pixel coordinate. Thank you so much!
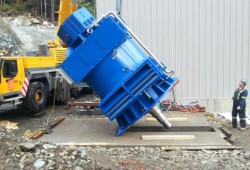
[{"left": 232, "top": 79, "right": 248, "bottom": 130}]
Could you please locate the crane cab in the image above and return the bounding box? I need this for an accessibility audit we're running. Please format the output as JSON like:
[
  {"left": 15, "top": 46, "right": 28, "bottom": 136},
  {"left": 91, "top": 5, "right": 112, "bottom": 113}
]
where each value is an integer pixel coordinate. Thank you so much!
[{"left": 0, "top": 57, "right": 25, "bottom": 99}]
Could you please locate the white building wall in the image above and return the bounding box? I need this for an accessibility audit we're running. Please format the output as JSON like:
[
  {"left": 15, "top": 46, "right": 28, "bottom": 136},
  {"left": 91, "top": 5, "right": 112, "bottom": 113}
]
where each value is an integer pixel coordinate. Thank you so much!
[{"left": 96, "top": 0, "right": 250, "bottom": 112}]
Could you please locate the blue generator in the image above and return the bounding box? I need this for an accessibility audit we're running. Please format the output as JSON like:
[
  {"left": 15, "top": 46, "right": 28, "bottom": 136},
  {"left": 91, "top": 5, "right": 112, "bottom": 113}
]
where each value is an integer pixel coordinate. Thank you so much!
[{"left": 58, "top": 7, "right": 179, "bottom": 136}]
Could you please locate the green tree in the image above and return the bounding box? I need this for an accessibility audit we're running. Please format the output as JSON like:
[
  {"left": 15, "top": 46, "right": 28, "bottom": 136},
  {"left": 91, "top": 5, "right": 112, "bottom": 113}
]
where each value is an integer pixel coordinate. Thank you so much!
[{"left": 78, "top": 0, "right": 95, "bottom": 16}]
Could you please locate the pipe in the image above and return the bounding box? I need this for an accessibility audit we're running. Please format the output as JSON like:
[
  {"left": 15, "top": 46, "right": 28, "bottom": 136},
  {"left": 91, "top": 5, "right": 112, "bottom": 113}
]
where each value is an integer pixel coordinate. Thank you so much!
[
  {"left": 116, "top": 0, "right": 122, "bottom": 16},
  {"left": 149, "top": 106, "right": 172, "bottom": 128},
  {"left": 108, "top": 12, "right": 165, "bottom": 69}
]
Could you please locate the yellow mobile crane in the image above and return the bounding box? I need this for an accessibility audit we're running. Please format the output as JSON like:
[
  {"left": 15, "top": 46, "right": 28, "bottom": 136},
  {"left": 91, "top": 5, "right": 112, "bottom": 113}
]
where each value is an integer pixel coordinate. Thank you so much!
[{"left": 0, "top": 0, "right": 83, "bottom": 113}]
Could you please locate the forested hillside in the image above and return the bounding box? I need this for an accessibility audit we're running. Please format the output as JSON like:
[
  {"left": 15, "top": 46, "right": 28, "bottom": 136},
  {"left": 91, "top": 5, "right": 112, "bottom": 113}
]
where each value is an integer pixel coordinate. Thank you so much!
[{"left": 0, "top": 0, "right": 95, "bottom": 22}]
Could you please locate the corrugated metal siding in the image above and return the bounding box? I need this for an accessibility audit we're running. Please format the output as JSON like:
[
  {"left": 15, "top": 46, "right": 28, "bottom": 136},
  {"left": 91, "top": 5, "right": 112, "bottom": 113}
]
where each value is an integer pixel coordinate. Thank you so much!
[{"left": 96, "top": 0, "right": 250, "bottom": 100}]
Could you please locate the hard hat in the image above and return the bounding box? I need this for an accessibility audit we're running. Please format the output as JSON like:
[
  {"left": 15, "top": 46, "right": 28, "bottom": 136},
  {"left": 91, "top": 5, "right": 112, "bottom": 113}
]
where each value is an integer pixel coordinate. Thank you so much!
[{"left": 241, "top": 79, "right": 247, "bottom": 86}]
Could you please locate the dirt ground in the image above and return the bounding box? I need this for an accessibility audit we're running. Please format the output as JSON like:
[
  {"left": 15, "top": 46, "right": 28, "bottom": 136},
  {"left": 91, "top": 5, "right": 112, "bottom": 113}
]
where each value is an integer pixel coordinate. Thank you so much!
[
  {"left": 0, "top": 95, "right": 250, "bottom": 169},
  {"left": 208, "top": 114, "right": 250, "bottom": 151}
]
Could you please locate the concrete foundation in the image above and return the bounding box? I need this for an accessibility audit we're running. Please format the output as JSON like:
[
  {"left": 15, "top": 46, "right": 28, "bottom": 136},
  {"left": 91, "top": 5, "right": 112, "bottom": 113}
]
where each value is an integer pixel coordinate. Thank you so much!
[{"left": 40, "top": 112, "right": 234, "bottom": 149}]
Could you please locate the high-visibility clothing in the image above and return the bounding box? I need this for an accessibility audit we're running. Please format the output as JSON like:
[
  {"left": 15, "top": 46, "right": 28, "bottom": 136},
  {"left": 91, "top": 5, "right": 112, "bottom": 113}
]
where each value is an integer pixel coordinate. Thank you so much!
[{"left": 232, "top": 87, "right": 248, "bottom": 128}]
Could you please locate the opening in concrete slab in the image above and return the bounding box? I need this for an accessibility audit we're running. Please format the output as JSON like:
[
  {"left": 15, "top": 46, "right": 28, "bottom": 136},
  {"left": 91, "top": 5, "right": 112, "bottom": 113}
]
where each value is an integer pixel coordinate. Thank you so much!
[
  {"left": 127, "top": 126, "right": 215, "bottom": 132},
  {"left": 79, "top": 110, "right": 103, "bottom": 115}
]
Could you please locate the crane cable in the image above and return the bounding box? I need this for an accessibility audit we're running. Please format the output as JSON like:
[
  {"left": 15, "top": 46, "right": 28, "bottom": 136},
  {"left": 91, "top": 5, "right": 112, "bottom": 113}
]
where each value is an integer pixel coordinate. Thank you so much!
[{"left": 46, "top": 75, "right": 58, "bottom": 126}]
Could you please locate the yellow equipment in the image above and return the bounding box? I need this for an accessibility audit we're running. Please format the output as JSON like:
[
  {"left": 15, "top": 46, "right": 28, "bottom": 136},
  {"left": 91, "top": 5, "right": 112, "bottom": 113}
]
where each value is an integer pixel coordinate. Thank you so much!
[{"left": 0, "top": 0, "right": 84, "bottom": 113}]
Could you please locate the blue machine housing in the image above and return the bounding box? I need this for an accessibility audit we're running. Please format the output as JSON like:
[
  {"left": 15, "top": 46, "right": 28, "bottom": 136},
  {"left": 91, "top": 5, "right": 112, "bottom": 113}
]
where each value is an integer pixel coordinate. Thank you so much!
[{"left": 58, "top": 8, "right": 179, "bottom": 136}]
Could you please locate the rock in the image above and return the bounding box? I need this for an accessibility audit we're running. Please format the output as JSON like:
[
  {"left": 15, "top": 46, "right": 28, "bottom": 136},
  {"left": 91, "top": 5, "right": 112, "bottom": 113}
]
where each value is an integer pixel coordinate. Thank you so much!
[
  {"left": 201, "top": 149, "right": 212, "bottom": 154},
  {"left": 221, "top": 150, "right": 229, "bottom": 154},
  {"left": 150, "top": 154, "right": 160, "bottom": 160},
  {"left": 72, "top": 151, "right": 77, "bottom": 156},
  {"left": 30, "top": 18, "right": 40, "bottom": 25},
  {"left": 155, "top": 147, "right": 161, "bottom": 152},
  {"left": 160, "top": 146, "right": 166, "bottom": 151},
  {"left": 19, "top": 162, "right": 25, "bottom": 169},
  {"left": 49, "top": 153, "right": 55, "bottom": 158},
  {"left": 58, "top": 164, "right": 64, "bottom": 170},
  {"left": 79, "top": 148, "right": 88, "bottom": 159},
  {"left": 43, "top": 21, "right": 49, "bottom": 26},
  {"left": 139, "top": 146, "right": 145, "bottom": 152},
  {"left": 41, "top": 149, "right": 46, "bottom": 153},
  {"left": 24, "top": 158, "right": 33, "bottom": 165},
  {"left": 231, "top": 150, "right": 241, "bottom": 156},
  {"left": 68, "top": 145, "right": 77, "bottom": 152},
  {"left": 244, "top": 151, "right": 250, "bottom": 159},
  {"left": 47, "top": 160, "right": 56, "bottom": 168},
  {"left": 35, "top": 149, "right": 41, "bottom": 156},
  {"left": 18, "top": 143, "right": 36, "bottom": 152},
  {"left": 228, "top": 135, "right": 237, "bottom": 143},
  {"left": 43, "top": 143, "right": 56, "bottom": 150},
  {"left": 5, "top": 158, "right": 9, "bottom": 163},
  {"left": 159, "top": 154, "right": 171, "bottom": 160},
  {"left": 74, "top": 167, "right": 84, "bottom": 170},
  {"left": 112, "top": 150, "right": 118, "bottom": 155},
  {"left": 201, "top": 160, "right": 208, "bottom": 165},
  {"left": 33, "top": 159, "right": 46, "bottom": 169},
  {"left": 20, "top": 153, "right": 28, "bottom": 163},
  {"left": 0, "top": 41, "right": 8, "bottom": 47}
]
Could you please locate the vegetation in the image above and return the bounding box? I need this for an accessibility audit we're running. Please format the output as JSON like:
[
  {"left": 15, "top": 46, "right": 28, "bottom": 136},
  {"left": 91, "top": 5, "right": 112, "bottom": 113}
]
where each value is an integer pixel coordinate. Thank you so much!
[
  {"left": 0, "top": 0, "right": 95, "bottom": 19},
  {"left": 79, "top": 0, "right": 95, "bottom": 15}
]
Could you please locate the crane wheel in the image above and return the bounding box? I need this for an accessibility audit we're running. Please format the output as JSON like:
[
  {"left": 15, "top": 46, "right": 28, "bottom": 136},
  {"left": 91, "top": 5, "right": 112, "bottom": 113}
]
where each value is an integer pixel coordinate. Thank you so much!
[{"left": 24, "top": 82, "right": 47, "bottom": 114}]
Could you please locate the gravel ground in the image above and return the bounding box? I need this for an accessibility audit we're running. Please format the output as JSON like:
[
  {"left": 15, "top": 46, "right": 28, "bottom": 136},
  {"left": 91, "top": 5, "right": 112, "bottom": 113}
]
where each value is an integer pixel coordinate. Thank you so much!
[
  {"left": 1, "top": 94, "right": 250, "bottom": 170},
  {"left": 2, "top": 15, "right": 56, "bottom": 52},
  {"left": 9, "top": 25, "right": 56, "bottom": 52}
]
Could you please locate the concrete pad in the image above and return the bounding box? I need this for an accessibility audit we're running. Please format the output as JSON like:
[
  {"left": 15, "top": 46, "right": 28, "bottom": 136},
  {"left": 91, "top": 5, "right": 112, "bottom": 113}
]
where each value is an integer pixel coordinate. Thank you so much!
[{"left": 40, "top": 114, "right": 233, "bottom": 149}]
